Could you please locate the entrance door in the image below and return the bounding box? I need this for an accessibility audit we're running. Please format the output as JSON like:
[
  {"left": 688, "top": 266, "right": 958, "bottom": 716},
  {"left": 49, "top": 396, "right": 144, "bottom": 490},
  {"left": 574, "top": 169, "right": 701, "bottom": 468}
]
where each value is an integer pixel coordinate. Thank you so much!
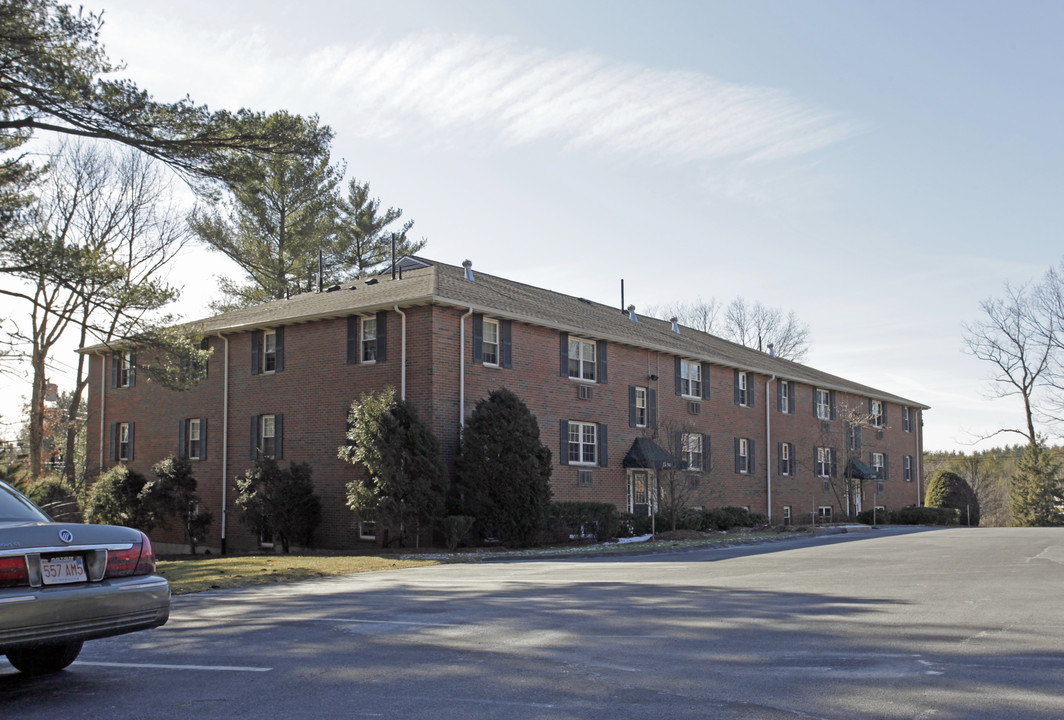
[{"left": 629, "top": 470, "right": 653, "bottom": 516}]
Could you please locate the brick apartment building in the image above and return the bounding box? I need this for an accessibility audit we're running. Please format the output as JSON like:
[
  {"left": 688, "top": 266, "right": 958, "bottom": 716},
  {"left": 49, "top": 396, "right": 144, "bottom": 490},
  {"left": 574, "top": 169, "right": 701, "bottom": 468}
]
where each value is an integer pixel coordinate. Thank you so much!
[{"left": 81, "top": 257, "right": 927, "bottom": 552}]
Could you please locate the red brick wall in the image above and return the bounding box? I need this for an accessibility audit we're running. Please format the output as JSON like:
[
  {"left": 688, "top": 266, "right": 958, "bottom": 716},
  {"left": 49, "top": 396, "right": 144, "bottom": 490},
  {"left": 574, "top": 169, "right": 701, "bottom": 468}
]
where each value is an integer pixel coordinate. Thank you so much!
[{"left": 85, "top": 305, "right": 926, "bottom": 551}]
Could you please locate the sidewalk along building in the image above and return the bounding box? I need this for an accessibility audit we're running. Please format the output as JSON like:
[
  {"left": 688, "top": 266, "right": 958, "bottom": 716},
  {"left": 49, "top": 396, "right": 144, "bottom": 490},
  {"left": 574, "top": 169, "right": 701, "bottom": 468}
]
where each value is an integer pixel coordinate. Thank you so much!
[{"left": 80, "top": 257, "right": 928, "bottom": 552}]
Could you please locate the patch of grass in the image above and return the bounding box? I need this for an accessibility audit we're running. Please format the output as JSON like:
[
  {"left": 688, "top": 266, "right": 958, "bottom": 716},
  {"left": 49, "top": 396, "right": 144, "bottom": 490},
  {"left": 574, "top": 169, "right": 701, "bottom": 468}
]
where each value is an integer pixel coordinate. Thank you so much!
[{"left": 156, "top": 554, "right": 438, "bottom": 595}]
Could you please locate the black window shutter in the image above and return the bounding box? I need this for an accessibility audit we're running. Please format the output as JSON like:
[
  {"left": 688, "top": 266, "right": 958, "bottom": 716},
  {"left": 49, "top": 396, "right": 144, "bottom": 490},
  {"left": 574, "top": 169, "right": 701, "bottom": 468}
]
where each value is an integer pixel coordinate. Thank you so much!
[
  {"left": 127, "top": 422, "right": 134, "bottom": 461},
  {"left": 597, "top": 424, "right": 608, "bottom": 467},
  {"left": 500, "top": 319, "right": 512, "bottom": 368},
  {"left": 375, "top": 311, "right": 387, "bottom": 362},
  {"left": 559, "top": 420, "right": 569, "bottom": 465},
  {"left": 701, "top": 363, "right": 711, "bottom": 400},
  {"left": 703, "top": 433, "right": 711, "bottom": 471},
  {"left": 747, "top": 373, "right": 755, "bottom": 408},
  {"left": 749, "top": 439, "right": 755, "bottom": 474},
  {"left": 777, "top": 381, "right": 783, "bottom": 412},
  {"left": 831, "top": 446, "right": 838, "bottom": 477},
  {"left": 347, "top": 316, "right": 359, "bottom": 364},
  {"left": 178, "top": 419, "right": 186, "bottom": 458},
  {"left": 274, "top": 327, "right": 284, "bottom": 372},
  {"left": 674, "top": 356, "right": 682, "bottom": 395},
  {"left": 830, "top": 391, "right": 837, "bottom": 420},
  {"left": 110, "top": 356, "right": 118, "bottom": 388},
  {"left": 648, "top": 388, "right": 657, "bottom": 428},
  {"left": 251, "top": 415, "right": 259, "bottom": 459},
  {"left": 275, "top": 414, "right": 284, "bottom": 459},
  {"left": 734, "top": 369, "right": 741, "bottom": 405},
  {"left": 883, "top": 403, "right": 888, "bottom": 426},
  {"left": 628, "top": 386, "right": 637, "bottom": 427},
  {"left": 129, "top": 352, "right": 136, "bottom": 387},
  {"left": 883, "top": 454, "right": 890, "bottom": 481},
  {"left": 472, "top": 313, "right": 484, "bottom": 363},
  {"left": 559, "top": 333, "right": 569, "bottom": 377},
  {"left": 777, "top": 442, "right": 783, "bottom": 475},
  {"left": 251, "top": 331, "right": 261, "bottom": 375},
  {"left": 200, "top": 418, "right": 208, "bottom": 461},
  {"left": 597, "top": 340, "right": 607, "bottom": 384},
  {"left": 109, "top": 422, "right": 116, "bottom": 462}
]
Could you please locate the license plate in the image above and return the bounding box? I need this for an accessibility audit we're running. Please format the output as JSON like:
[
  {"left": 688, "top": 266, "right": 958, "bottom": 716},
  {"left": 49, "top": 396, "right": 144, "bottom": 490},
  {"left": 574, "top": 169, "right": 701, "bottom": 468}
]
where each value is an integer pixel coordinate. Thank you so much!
[{"left": 41, "top": 556, "right": 86, "bottom": 585}]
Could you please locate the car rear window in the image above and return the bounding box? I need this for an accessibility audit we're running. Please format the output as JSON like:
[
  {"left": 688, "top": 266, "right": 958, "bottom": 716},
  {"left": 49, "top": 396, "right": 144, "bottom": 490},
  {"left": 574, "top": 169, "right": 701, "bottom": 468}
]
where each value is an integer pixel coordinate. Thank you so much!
[{"left": 0, "top": 482, "right": 51, "bottom": 522}]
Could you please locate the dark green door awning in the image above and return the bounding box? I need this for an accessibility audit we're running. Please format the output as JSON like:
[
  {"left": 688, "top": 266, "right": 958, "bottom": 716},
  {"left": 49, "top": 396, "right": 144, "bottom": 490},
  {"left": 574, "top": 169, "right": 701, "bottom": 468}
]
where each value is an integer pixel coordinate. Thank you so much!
[
  {"left": 848, "top": 458, "right": 881, "bottom": 479},
  {"left": 623, "top": 437, "right": 683, "bottom": 469}
]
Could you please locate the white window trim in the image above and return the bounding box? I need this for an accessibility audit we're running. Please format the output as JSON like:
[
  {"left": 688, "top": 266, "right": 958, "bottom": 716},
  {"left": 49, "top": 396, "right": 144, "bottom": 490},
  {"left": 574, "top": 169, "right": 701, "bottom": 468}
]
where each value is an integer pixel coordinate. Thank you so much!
[
  {"left": 568, "top": 421, "right": 598, "bottom": 466},
  {"left": 816, "top": 446, "right": 832, "bottom": 478},
  {"left": 568, "top": 338, "right": 597, "bottom": 382},
  {"left": 737, "top": 372, "right": 749, "bottom": 406},
  {"left": 680, "top": 359, "right": 702, "bottom": 399},
  {"left": 738, "top": 437, "right": 750, "bottom": 474},
  {"left": 816, "top": 389, "right": 832, "bottom": 421},
  {"left": 871, "top": 452, "right": 885, "bottom": 475},
  {"left": 482, "top": 317, "right": 500, "bottom": 366},
  {"left": 188, "top": 418, "right": 201, "bottom": 461},
  {"left": 361, "top": 317, "right": 378, "bottom": 364},
  {"left": 781, "top": 442, "right": 792, "bottom": 475},
  {"left": 904, "top": 455, "right": 913, "bottom": 482},
  {"left": 262, "top": 330, "right": 277, "bottom": 374},
  {"left": 683, "top": 433, "right": 703, "bottom": 472},
  {"left": 870, "top": 400, "right": 884, "bottom": 428},
  {"left": 780, "top": 381, "right": 790, "bottom": 413},
  {"left": 118, "top": 422, "right": 131, "bottom": 461},
  {"left": 635, "top": 387, "right": 648, "bottom": 428},
  {"left": 118, "top": 351, "right": 133, "bottom": 388},
  {"left": 261, "top": 414, "right": 276, "bottom": 459}
]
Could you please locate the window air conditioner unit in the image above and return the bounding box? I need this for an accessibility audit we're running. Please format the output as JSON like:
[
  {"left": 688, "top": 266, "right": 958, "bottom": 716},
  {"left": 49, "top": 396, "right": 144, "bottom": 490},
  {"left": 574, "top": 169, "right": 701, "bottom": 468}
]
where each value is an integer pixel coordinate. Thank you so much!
[
  {"left": 578, "top": 384, "right": 593, "bottom": 401},
  {"left": 688, "top": 401, "right": 701, "bottom": 415}
]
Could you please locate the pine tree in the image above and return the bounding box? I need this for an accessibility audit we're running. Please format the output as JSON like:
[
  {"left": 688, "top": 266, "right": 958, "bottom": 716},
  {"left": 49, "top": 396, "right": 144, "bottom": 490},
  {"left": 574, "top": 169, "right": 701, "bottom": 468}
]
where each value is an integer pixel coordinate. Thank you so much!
[
  {"left": 339, "top": 388, "right": 445, "bottom": 547},
  {"left": 1010, "top": 440, "right": 1064, "bottom": 527},
  {"left": 453, "top": 388, "right": 553, "bottom": 547},
  {"left": 925, "top": 470, "right": 980, "bottom": 526}
]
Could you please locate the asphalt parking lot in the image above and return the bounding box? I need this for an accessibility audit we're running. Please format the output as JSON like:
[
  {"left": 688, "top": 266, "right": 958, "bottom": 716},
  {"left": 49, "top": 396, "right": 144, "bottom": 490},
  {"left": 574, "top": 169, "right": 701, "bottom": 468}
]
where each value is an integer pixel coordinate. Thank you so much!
[{"left": 3, "top": 526, "right": 1063, "bottom": 719}]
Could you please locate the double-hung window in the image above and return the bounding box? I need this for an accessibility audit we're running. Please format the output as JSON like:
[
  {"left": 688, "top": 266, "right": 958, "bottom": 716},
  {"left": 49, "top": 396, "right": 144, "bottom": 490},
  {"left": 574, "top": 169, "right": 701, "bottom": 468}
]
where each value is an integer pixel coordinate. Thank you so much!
[
  {"left": 682, "top": 433, "right": 704, "bottom": 471},
  {"left": 118, "top": 351, "right": 134, "bottom": 387},
  {"left": 779, "top": 442, "right": 795, "bottom": 475},
  {"left": 482, "top": 318, "right": 499, "bottom": 366},
  {"left": 870, "top": 400, "right": 884, "bottom": 428},
  {"left": 735, "top": 370, "right": 753, "bottom": 407},
  {"left": 568, "top": 421, "right": 598, "bottom": 465},
  {"left": 568, "top": 338, "right": 597, "bottom": 381},
  {"left": 261, "top": 414, "right": 277, "bottom": 459},
  {"left": 680, "top": 360, "right": 702, "bottom": 398},
  {"left": 188, "top": 419, "right": 202, "bottom": 460},
  {"left": 117, "top": 422, "right": 131, "bottom": 461},
  {"left": 262, "top": 330, "right": 277, "bottom": 373},
  {"left": 871, "top": 452, "right": 885, "bottom": 478},
  {"left": 904, "top": 455, "right": 913, "bottom": 482},
  {"left": 816, "top": 446, "right": 833, "bottom": 478},
  {"left": 634, "top": 387, "right": 648, "bottom": 427},
  {"left": 902, "top": 407, "right": 912, "bottom": 432},
  {"left": 815, "top": 388, "right": 833, "bottom": 420},
  {"left": 735, "top": 437, "right": 752, "bottom": 474},
  {"left": 361, "top": 318, "right": 378, "bottom": 363},
  {"left": 779, "top": 381, "right": 791, "bottom": 413}
]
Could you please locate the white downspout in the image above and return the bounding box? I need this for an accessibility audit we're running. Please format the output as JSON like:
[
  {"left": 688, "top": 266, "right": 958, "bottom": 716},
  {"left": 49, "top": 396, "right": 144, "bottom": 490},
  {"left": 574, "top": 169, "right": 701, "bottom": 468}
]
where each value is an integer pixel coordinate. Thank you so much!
[
  {"left": 916, "top": 409, "right": 923, "bottom": 506},
  {"left": 765, "top": 374, "right": 776, "bottom": 523},
  {"left": 394, "top": 305, "right": 407, "bottom": 401},
  {"left": 216, "top": 334, "right": 229, "bottom": 554},
  {"left": 459, "top": 307, "right": 473, "bottom": 436},
  {"left": 97, "top": 352, "right": 106, "bottom": 471}
]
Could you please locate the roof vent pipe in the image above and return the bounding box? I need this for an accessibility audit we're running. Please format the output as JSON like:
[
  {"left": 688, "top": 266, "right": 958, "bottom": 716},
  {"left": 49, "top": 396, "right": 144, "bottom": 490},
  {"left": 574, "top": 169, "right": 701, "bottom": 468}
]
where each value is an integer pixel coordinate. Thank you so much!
[
  {"left": 462, "top": 259, "right": 475, "bottom": 282},
  {"left": 670, "top": 317, "right": 680, "bottom": 334},
  {"left": 628, "top": 304, "right": 638, "bottom": 322}
]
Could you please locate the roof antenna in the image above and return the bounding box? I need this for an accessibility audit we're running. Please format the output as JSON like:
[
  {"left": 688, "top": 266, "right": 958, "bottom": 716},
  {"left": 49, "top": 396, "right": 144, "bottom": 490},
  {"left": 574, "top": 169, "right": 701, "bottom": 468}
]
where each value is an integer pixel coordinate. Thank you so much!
[
  {"left": 391, "top": 233, "right": 396, "bottom": 280},
  {"left": 318, "top": 249, "right": 324, "bottom": 293},
  {"left": 620, "top": 279, "right": 625, "bottom": 314}
]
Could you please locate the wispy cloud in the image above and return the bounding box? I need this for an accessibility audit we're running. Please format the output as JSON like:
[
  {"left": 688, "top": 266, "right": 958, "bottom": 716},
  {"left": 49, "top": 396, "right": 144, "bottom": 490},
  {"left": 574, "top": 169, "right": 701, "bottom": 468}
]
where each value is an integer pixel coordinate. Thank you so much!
[{"left": 302, "top": 33, "right": 854, "bottom": 164}]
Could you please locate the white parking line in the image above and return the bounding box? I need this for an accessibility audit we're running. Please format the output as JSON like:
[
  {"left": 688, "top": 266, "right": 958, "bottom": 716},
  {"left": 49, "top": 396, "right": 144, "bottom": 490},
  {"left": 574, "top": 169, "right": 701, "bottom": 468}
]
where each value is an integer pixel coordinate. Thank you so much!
[
  {"left": 308, "top": 617, "right": 458, "bottom": 627},
  {"left": 75, "top": 661, "right": 271, "bottom": 672}
]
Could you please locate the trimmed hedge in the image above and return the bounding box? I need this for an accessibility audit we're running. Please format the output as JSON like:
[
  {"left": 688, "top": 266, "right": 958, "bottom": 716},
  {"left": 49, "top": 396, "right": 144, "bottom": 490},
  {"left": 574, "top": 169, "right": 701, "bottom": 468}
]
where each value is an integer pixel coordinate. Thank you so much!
[
  {"left": 550, "top": 502, "right": 622, "bottom": 542},
  {"left": 857, "top": 505, "right": 960, "bottom": 526}
]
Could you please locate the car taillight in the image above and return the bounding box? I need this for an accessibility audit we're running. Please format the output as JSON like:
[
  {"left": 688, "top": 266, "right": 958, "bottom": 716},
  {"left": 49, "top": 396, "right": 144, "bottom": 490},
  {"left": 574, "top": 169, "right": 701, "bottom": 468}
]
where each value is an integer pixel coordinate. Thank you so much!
[
  {"left": 0, "top": 555, "right": 29, "bottom": 588},
  {"left": 104, "top": 532, "right": 157, "bottom": 578}
]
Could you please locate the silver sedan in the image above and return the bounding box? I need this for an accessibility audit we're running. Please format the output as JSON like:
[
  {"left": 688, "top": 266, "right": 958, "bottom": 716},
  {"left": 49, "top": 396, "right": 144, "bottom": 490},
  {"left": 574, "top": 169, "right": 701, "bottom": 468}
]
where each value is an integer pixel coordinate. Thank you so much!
[{"left": 0, "top": 480, "right": 170, "bottom": 675}]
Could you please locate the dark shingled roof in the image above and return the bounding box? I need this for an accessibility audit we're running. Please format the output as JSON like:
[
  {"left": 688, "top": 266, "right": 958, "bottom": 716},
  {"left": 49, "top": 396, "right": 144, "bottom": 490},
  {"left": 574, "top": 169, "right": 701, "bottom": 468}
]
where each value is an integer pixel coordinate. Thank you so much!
[{"left": 80, "top": 256, "right": 928, "bottom": 409}]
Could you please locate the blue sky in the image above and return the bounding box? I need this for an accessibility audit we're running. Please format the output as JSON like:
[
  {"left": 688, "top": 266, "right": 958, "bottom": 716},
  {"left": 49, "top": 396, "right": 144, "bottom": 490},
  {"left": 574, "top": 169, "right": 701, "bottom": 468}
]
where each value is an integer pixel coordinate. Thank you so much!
[{"left": 4, "top": 0, "right": 1063, "bottom": 451}]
